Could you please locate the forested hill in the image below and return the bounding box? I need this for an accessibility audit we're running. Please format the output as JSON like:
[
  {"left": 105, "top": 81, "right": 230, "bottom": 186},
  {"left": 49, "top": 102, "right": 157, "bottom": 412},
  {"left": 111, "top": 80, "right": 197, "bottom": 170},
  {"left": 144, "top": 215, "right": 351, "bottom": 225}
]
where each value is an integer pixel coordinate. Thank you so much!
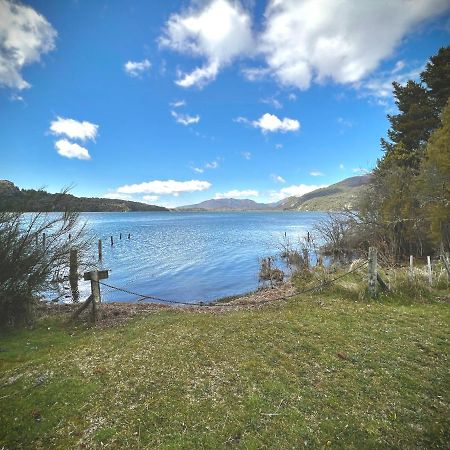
[
  {"left": 0, "top": 180, "right": 168, "bottom": 212},
  {"left": 277, "top": 175, "right": 371, "bottom": 211}
]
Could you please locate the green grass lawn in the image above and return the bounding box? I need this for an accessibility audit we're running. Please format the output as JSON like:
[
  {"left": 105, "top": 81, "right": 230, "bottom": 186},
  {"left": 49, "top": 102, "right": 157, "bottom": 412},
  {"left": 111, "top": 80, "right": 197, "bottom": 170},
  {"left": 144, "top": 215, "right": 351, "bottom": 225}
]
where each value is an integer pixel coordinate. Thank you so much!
[{"left": 1, "top": 292, "right": 449, "bottom": 449}]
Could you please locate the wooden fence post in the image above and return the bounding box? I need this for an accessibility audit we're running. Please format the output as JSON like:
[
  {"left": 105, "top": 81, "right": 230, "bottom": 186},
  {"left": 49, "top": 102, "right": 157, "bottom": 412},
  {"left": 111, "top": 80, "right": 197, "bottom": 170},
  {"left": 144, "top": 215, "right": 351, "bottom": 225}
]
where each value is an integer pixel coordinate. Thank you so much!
[
  {"left": 441, "top": 252, "right": 450, "bottom": 280},
  {"left": 368, "top": 247, "right": 377, "bottom": 298},
  {"left": 110, "top": 235, "right": 114, "bottom": 246},
  {"left": 427, "top": 256, "right": 432, "bottom": 286},
  {"left": 409, "top": 255, "right": 414, "bottom": 280},
  {"left": 98, "top": 239, "right": 103, "bottom": 260},
  {"left": 83, "top": 270, "right": 109, "bottom": 323},
  {"left": 42, "top": 233, "right": 46, "bottom": 249},
  {"left": 69, "top": 248, "right": 79, "bottom": 302},
  {"left": 120, "top": 233, "right": 122, "bottom": 240},
  {"left": 128, "top": 233, "right": 131, "bottom": 240}
]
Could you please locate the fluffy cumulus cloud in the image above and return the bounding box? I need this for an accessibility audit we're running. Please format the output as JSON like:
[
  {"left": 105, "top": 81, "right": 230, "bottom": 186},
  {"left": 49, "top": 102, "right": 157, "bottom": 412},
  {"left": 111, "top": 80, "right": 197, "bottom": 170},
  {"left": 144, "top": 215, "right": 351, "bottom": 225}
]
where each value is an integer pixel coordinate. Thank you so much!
[
  {"left": 116, "top": 180, "right": 211, "bottom": 196},
  {"left": 237, "top": 113, "right": 299, "bottom": 133},
  {"left": 160, "top": 0, "right": 253, "bottom": 87},
  {"left": 258, "top": 0, "right": 449, "bottom": 90},
  {"left": 0, "top": 0, "right": 57, "bottom": 90},
  {"left": 271, "top": 183, "right": 328, "bottom": 200},
  {"left": 215, "top": 189, "right": 258, "bottom": 199},
  {"left": 124, "top": 59, "right": 151, "bottom": 77},
  {"left": 50, "top": 117, "right": 99, "bottom": 141},
  {"left": 160, "top": 0, "right": 449, "bottom": 91},
  {"left": 54, "top": 139, "right": 91, "bottom": 160}
]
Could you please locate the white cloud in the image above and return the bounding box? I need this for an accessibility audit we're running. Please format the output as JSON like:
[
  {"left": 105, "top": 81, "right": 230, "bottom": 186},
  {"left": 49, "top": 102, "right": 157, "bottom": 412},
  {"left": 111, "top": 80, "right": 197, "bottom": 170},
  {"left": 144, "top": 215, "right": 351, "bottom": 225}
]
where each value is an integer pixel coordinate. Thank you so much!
[
  {"left": 241, "top": 66, "right": 271, "bottom": 81},
  {"left": 241, "top": 151, "right": 251, "bottom": 160},
  {"left": 0, "top": 0, "right": 57, "bottom": 90},
  {"left": 275, "top": 143, "right": 283, "bottom": 150},
  {"left": 205, "top": 161, "right": 219, "bottom": 169},
  {"left": 171, "top": 110, "right": 200, "bottom": 125},
  {"left": 261, "top": 96, "right": 283, "bottom": 109},
  {"left": 251, "top": 113, "right": 299, "bottom": 133},
  {"left": 259, "top": 0, "right": 449, "bottom": 90},
  {"left": 103, "top": 192, "right": 133, "bottom": 201},
  {"left": 309, "top": 171, "right": 324, "bottom": 177},
  {"left": 160, "top": 0, "right": 253, "bottom": 88},
  {"left": 339, "top": 163, "right": 345, "bottom": 170},
  {"left": 170, "top": 99, "right": 186, "bottom": 108},
  {"left": 142, "top": 195, "right": 159, "bottom": 202},
  {"left": 215, "top": 189, "right": 258, "bottom": 199},
  {"left": 10, "top": 93, "right": 24, "bottom": 102},
  {"left": 124, "top": 59, "right": 151, "bottom": 77},
  {"left": 271, "top": 183, "right": 328, "bottom": 200},
  {"left": 192, "top": 159, "right": 220, "bottom": 173},
  {"left": 116, "top": 179, "right": 212, "bottom": 196},
  {"left": 358, "top": 62, "right": 424, "bottom": 102},
  {"left": 54, "top": 139, "right": 91, "bottom": 160},
  {"left": 288, "top": 93, "right": 297, "bottom": 101},
  {"left": 50, "top": 116, "right": 99, "bottom": 141},
  {"left": 271, "top": 174, "right": 286, "bottom": 183}
]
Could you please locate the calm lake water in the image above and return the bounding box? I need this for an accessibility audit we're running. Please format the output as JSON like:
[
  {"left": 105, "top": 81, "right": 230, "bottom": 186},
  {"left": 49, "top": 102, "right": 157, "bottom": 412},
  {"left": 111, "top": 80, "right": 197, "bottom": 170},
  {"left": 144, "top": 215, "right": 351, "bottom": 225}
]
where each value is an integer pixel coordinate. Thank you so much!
[{"left": 57, "top": 211, "right": 327, "bottom": 304}]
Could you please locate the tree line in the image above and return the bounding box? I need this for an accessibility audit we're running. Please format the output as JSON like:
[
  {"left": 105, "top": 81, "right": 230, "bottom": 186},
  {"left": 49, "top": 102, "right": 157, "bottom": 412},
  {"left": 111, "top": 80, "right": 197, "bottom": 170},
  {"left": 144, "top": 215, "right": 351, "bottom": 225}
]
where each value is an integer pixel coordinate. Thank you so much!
[{"left": 359, "top": 46, "right": 450, "bottom": 260}]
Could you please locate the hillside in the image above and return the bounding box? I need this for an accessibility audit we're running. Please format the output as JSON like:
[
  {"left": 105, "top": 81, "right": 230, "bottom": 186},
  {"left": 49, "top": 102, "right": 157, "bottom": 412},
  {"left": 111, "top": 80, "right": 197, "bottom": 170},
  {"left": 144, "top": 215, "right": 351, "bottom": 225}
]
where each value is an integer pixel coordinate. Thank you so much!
[
  {"left": 176, "top": 198, "right": 274, "bottom": 211},
  {"left": 277, "top": 175, "right": 371, "bottom": 211},
  {"left": 177, "top": 175, "right": 371, "bottom": 212},
  {"left": 0, "top": 180, "right": 168, "bottom": 212}
]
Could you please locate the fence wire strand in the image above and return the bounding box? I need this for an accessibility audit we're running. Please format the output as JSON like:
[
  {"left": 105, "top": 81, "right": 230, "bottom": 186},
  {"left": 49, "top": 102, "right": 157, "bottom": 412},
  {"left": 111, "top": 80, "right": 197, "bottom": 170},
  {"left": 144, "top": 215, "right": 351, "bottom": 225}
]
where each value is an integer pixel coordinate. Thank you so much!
[{"left": 98, "top": 261, "right": 368, "bottom": 308}]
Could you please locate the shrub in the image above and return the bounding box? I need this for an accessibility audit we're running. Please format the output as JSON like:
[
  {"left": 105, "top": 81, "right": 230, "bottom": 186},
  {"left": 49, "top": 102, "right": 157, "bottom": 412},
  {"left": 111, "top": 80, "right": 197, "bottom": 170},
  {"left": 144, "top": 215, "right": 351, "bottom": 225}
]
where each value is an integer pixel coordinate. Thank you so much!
[{"left": 0, "top": 211, "right": 89, "bottom": 327}]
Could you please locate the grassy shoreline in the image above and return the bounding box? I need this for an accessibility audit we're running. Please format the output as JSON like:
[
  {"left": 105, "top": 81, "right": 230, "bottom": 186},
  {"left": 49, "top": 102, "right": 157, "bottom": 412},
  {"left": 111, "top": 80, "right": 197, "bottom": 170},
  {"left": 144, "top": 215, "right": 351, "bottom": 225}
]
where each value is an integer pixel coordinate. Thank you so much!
[{"left": 1, "top": 278, "right": 449, "bottom": 449}]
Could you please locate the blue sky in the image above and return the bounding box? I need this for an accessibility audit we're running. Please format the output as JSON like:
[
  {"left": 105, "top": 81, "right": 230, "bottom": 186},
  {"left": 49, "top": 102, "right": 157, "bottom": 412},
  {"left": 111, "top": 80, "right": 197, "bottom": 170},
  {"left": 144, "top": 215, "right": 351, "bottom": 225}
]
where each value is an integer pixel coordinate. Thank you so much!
[{"left": 1, "top": 0, "right": 449, "bottom": 207}]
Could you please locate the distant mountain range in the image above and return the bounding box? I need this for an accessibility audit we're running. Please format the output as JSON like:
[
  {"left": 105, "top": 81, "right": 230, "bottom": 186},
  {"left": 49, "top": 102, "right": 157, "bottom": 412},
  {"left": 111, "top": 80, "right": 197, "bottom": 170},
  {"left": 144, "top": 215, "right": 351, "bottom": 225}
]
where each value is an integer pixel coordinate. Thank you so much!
[
  {"left": 177, "top": 175, "right": 371, "bottom": 211},
  {"left": 0, "top": 180, "right": 168, "bottom": 212},
  {"left": 176, "top": 198, "right": 275, "bottom": 211},
  {"left": 0, "top": 175, "right": 371, "bottom": 213}
]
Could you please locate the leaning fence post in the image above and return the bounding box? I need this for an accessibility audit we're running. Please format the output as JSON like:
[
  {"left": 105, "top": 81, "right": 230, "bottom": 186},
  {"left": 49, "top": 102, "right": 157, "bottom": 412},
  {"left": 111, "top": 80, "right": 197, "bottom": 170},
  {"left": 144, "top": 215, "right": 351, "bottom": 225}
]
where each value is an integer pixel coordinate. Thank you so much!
[
  {"left": 69, "top": 248, "right": 79, "bottom": 302},
  {"left": 368, "top": 247, "right": 377, "bottom": 297},
  {"left": 98, "top": 239, "right": 103, "bottom": 260},
  {"left": 427, "top": 256, "right": 432, "bottom": 286},
  {"left": 409, "top": 255, "right": 414, "bottom": 280}
]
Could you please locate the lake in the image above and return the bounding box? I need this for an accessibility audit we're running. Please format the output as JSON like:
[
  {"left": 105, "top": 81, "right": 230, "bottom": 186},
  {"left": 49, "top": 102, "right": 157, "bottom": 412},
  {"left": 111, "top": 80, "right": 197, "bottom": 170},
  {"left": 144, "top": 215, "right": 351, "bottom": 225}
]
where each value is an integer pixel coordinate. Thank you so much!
[{"left": 56, "top": 211, "right": 328, "bottom": 304}]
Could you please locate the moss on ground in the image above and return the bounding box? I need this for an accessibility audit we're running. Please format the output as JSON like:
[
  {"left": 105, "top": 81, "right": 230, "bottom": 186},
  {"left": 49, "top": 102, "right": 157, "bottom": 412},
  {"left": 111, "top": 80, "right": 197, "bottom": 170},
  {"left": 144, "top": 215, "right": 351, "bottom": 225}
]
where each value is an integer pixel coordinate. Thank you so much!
[{"left": 1, "top": 287, "right": 449, "bottom": 449}]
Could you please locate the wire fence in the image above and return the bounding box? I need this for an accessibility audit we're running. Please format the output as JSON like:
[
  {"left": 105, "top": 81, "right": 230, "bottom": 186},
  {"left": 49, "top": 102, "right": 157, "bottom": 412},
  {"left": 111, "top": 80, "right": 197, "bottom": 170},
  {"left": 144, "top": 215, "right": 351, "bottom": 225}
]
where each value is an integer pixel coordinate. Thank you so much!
[{"left": 96, "top": 261, "right": 369, "bottom": 308}]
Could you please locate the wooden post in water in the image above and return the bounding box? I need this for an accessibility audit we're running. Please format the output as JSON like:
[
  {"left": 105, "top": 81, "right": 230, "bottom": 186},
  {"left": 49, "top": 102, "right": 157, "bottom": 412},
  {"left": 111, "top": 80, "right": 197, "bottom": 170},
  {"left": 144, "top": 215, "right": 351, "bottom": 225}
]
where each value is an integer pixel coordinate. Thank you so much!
[
  {"left": 427, "top": 256, "right": 432, "bottom": 286},
  {"left": 120, "top": 233, "right": 122, "bottom": 240},
  {"left": 128, "top": 233, "right": 131, "bottom": 240},
  {"left": 409, "top": 255, "right": 414, "bottom": 280},
  {"left": 368, "top": 247, "right": 377, "bottom": 298},
  {"left": 69, "top": 248, "right": 79, "bottom": 302},
  {"left": 98, "top": 239, "right": 103, "bottom": 260},
  {"left": 110, "top": 235, "right": 114, "bottom": 246}
]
